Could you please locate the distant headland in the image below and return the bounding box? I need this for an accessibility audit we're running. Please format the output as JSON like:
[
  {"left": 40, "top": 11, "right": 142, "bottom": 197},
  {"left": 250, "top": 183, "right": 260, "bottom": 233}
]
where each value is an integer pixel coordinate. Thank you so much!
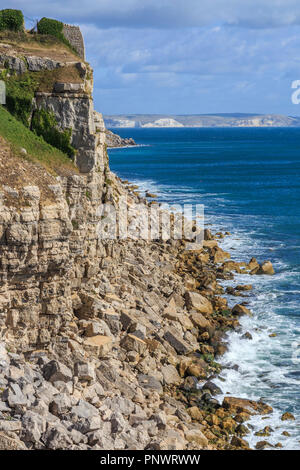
[{"left": 104, "top": 113, "right": 300, "bottom": 128}]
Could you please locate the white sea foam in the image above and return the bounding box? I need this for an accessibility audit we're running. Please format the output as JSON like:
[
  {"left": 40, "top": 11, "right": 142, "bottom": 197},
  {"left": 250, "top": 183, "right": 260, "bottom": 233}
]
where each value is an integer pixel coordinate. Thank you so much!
[{"left": 214, "top": 228, "right": 300, "bottom": 449}]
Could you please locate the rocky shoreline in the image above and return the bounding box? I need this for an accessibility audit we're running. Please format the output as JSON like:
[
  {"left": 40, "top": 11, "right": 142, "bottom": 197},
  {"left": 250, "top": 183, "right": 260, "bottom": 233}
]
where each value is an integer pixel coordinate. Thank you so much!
[
  {"left": 1, "top": 171, "right": 294, "bottom": 451},
  {"left": 0, "top": 21, "right": 295, "bottom": 452}
]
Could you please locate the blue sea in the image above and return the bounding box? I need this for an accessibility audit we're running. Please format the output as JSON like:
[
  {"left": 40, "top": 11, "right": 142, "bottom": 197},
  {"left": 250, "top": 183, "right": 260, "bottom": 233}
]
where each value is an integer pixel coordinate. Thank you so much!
[{"left": 108, "top": 127, "right": 300, "bottom": 449}]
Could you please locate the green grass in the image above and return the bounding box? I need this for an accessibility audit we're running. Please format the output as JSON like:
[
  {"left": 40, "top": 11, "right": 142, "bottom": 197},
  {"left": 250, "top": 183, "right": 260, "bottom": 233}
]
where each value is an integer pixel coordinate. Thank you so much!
[{"left": 0, "top": 104, "right": 77, "bottom": 174}]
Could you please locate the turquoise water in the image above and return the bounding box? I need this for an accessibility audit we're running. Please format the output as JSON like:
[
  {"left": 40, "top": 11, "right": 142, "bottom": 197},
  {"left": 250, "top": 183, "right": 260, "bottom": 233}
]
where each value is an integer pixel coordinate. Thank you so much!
[{"left": 108, "top": 127, "right": 300, "bottom": 449}]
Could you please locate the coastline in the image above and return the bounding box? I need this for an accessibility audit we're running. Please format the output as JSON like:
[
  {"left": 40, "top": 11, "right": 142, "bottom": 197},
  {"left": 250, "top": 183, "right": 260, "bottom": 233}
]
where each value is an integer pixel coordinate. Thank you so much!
[
  {"left": 0, "top": 10, "right": 298, "bottom": 453},
  {"left": 114, "top": 176, "right": 284, "bottom": 450},
  {"left": 0, "top": 149, "right": 295, "bottom": 451}
]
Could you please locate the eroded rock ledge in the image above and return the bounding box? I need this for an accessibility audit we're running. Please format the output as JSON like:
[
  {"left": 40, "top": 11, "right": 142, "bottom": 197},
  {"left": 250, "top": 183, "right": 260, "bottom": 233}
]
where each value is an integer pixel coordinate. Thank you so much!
[
  {"left": 0, "top": 29, "right": 280, "bottom": 451},
  {"left": 105, "top": 129, "right": 136, "bottom": 148}
]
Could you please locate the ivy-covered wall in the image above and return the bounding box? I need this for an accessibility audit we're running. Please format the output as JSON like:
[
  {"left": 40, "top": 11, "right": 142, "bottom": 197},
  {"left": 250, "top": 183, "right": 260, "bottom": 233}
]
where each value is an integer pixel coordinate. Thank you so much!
[{"left": 37, "top": 18, "right": 75, "bottom": 53}]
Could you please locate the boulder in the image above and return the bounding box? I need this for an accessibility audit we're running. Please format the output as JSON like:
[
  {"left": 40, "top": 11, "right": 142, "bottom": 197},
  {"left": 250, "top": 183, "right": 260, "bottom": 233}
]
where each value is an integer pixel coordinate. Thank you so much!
[
  {"left": 49, "top": 393, "right": 72, "bottom": 416},
  {"left": 212, "top": 247, "right": 231, "bottom": 263},
  {"left": 255, "top": 440, "right": 273, "bottom": 449},
  {"left": 242, "top": 331, "right": 253, "bottom": 340},
  {"left": 162, "top": 298, "right": 179, "bottom": 320},
  {"left": 0, "top": 432, "right": 27, "bottom": 450},
  {"left": 204, "top": 228, "right": 213, "bottom": 240},
  {"left": 190, "top": 312, "right": 212, "bottom": 332},
  {"left": 43, "top": 423, "right": 73, "bottom": 450},
  {"left": 42, "top": 360, "right": 73, "bottom": 383},
  {"left": 236, "top": 285, "right": 253, "bottom": 291},
  {"left": 231, "top": 436, "right": 250, "bottom": 449},
  {"left": 222, "top": 417, "right": 237, "bottom": 433},
  {"left": 202, "top": 381, "right": 222, "bottom": 396},
  {"left": 281, "top": 411, "right": 295, "bottom": 421},
  {"left": 248, "top": 257, "right": 260, "bottom": 271},
  {"left": 221, "top": 261, "right": 242, "bottom": 273},
  {"left": 185, "top": 291, "right": 213, "bottom": 314},
  {"left": 257, "top": 261, "right": 275, "bottom": 275},
  {"left": 187, "top": 406, "right": 204, "bottom": 421},
  {"left": 120, "top": 334, "right": 147, "bottom": 354},
  {"left": 110, "top": 411, "right": 127, "bottom": 433},
  {"left": 164, "top": 328, "right": 194, "bottom": 355},
  {"left": 185, "top": 429, "right": 208, "bottom": 447},
  {"left": 222, "top": 397, "right": 273, "bottom": 415},
  {"left": 0, "top": 54, "right": 27, "bottom": 74},
  {"left": 26, "top": 56, "right": 60, "bottom": 72},
  {"left": 2, "top": 383, "right": 27, "bottom": 407},
  {"left": 232, "top": 304, "right": 252, "bottom": 316},
  {"left": 21, "top": 411, "right": 47, "bottom": 443},
  {"left": 84, "top": 335, "right": 112, "bottom": 357},
  {"left": 71, "top": 400, "right": 102, "bottom": 433},
  {"left": 203, "top": 240, "right": 218, "bottom": 249},
  {"left": 161, "top": 364, "right": 181, "bottom": 385},
  {"left": 0, "top": 420, "right": 21, "bottom": 432},
  {"left": 74, "top": 362, "right": 95, "bottom": 381},
  {"left": 138, "top": 374, "right": 163, "bottom": 395},
  {"left": 186, "top": 362, "right": 207, "bottom": 379}
]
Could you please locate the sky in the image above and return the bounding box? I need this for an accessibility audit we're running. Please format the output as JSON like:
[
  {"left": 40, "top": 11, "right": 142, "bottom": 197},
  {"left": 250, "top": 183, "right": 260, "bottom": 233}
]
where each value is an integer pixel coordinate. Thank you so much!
[{"left": 3, "top": 0, "right": 300, "bottom": 115}]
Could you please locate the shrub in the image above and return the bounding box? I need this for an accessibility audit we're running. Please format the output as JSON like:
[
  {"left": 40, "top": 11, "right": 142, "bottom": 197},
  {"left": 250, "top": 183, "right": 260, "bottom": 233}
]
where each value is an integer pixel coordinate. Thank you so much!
[
  {"left": 31, "top": 108, "right": 76, "bottom": 158},
  {"left": 0, "top": 9, "right": 24, "bottom": 32},
  {"left": 37, "top": 17, "right": 64, "bottom": 37},
  {"left": 37, "top": 17, "right": 74, "bottom": 51}
]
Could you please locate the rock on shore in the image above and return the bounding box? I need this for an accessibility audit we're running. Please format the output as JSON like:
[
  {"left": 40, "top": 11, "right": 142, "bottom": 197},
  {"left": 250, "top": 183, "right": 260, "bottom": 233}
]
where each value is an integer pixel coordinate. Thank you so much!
[
  {"left": 0, "top": 28, "right": 279, "bottom": 451},
  {"left": 0, "top": 175, "right": 277, "bottom": 449},
  {"left": 105, "top": 129, "right": 136, "bottom": 148}
]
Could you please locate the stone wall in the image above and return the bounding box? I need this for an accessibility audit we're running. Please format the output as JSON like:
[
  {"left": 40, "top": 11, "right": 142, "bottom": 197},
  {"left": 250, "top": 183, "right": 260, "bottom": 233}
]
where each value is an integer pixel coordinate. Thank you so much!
[{"left": 63, "top": 24, "right": 85, "bottom": 60}]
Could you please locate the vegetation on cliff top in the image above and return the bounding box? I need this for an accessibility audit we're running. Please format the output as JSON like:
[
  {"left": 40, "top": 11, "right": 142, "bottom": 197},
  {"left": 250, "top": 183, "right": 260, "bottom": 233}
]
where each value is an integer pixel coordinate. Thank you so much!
[
  {"left": 37, "top": 17, "right": 76, "bottom": 53},
  {"left": 0, "top": 9, "right": 24, "bottom": 32},
  {"left": 0, "top": 10, "right": 77, "bottom": 55},
  {"left": 0, "top": 105, "right": 77, "bottom": 175},
  {"left": 0, "top": 29, "right": 79, "bottom": 61}
]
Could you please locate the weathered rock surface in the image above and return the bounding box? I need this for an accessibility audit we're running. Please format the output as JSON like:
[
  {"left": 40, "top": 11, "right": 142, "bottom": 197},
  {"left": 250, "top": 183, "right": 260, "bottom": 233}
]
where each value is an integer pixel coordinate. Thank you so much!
[
  {"left": 185, "top": 291, "right": 213, "bottom": 314},
  {"left": 0, "top": 31, "right": 277, "bottom": 452}
]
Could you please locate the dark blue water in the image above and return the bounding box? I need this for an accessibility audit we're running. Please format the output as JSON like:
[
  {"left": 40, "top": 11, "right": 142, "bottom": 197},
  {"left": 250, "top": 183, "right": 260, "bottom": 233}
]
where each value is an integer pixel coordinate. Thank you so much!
[{"left": 108, "top": 128, "right": 300, "bottom": 448}]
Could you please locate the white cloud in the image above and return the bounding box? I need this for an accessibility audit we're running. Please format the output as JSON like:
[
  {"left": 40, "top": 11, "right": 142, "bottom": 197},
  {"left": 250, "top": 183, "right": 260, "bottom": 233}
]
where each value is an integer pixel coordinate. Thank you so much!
[{"left": 11, "top": 0, "right": 300, "bottom": 29}]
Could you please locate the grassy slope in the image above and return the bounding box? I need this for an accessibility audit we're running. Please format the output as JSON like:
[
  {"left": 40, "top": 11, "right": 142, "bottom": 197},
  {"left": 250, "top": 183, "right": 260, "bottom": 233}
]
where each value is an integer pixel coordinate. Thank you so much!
[
  {"left": 0, "top": 30, "right": 79, "bottom": 61},
  {"left": 0, "top": 105, "right": 77, "bottom": 175}
]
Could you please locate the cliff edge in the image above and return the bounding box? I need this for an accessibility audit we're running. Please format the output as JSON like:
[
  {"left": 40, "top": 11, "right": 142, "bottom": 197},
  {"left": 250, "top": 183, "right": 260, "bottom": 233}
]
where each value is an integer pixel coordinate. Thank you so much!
[{"left": 0, "top": 14, "right": 276, "bottom": 451}]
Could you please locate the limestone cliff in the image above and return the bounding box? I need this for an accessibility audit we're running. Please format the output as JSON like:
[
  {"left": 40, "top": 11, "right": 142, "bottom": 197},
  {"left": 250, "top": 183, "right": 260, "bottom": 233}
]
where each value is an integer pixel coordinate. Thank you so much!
[
  {"left": 0, "top": 27, "right": 276, "bottom": 451},
  {"left": 105, "top": 128, "right": 136, "bottom": 148},
  {"left": 0, "top": 32, "right": 115, "bottom": 353}
]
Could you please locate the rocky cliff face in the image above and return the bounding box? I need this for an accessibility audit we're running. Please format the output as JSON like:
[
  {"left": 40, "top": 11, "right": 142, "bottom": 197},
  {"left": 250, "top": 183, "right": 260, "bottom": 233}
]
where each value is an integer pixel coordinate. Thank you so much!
[
  {"left": 0, "top": 37, "right": 114, "bottom": 352},
  {"left": 0, "top": 31, "right": 278, "bottom": 451},
  {"left": 0, "top": 171, "right": 109, "bottom": 353},
  {"left": 105, "top": 129, "right": 136, "bottom": 148}
]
